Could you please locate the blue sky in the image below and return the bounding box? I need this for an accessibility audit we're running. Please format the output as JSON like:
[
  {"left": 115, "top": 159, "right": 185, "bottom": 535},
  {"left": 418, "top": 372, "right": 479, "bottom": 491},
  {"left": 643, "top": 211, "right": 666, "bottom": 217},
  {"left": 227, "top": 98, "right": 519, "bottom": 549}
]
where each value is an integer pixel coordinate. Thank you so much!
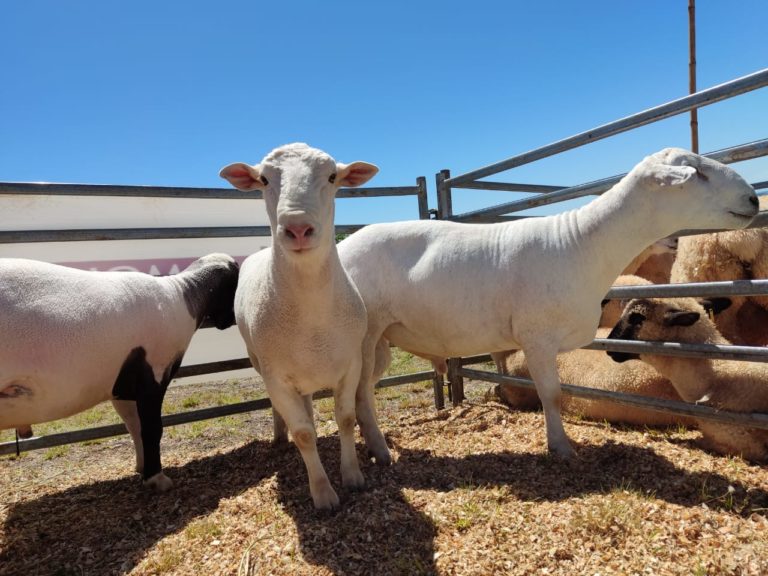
[{"left": 1, "top": 1, "right": 767, "bottom": 224}]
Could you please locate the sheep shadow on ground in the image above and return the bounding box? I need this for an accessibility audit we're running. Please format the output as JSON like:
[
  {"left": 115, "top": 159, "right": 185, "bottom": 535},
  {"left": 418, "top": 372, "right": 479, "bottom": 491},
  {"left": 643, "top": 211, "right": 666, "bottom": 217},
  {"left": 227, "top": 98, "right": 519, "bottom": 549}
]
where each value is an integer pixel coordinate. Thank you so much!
[
  {"left": 2, "top": 434, "right": 766, "bottom": 576},
  {"left": 0, "top": 435, "right": 438, "bottom": 576},
  {"left": 0, "top": 439, "right": 278, "bottom": 575}
]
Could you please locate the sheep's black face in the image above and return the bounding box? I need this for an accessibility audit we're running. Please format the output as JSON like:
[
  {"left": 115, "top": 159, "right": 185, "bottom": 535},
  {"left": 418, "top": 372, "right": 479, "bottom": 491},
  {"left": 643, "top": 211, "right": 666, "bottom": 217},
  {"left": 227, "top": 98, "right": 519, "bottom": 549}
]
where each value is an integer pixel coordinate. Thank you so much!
[
  {"left": 205, "top": 259, "right": 240, "bottom": 330},
  {"left": 606, "top": 313, "right": 643, "bottom": 363}
]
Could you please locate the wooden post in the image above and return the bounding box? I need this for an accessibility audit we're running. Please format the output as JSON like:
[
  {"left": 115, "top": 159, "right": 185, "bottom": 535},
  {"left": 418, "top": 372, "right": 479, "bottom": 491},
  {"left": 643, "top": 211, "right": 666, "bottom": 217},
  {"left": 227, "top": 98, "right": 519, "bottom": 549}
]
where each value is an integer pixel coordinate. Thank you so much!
[
  {"left": 447, "top": 357, "right": 464, "bottom": 406},
  {"left": 416, "top": 176, "right": 430, "bottom": 220},
  {"left": 433, "top": 373, "right": 446, "bottom": 410},
  {"left": 689, "top": 0, "right": 699, "bottom": 153},
  {"left": 435, "top": 169, "right": 452, "bottom": 219}
]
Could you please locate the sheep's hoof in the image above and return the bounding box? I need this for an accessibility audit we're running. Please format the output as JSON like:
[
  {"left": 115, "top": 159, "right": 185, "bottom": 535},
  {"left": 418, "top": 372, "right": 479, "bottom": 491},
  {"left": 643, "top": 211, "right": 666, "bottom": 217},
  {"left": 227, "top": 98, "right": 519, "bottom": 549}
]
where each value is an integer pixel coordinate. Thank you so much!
[
  {"left": 144, "top": 472, "right": 174, "bottom": 492},
  {"left": 311, "top": 482, "right": 340, "bottom": 511},
  {"left": 547, "top": 442, "right": 577, "bottom": 460},
  {"left": 342, "top": 468, "right": 365, "bottom": 490},
  {"left": 367, "top": 446, "right": 392, "bottom": 466}
]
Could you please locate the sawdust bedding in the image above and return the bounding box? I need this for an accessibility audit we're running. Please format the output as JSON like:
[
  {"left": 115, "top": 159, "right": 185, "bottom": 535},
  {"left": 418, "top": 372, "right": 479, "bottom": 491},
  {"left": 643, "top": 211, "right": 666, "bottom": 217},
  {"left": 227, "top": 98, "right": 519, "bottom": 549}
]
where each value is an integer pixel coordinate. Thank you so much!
[{"left": 1, "top": 379, "right": 767, "bottom": 576}]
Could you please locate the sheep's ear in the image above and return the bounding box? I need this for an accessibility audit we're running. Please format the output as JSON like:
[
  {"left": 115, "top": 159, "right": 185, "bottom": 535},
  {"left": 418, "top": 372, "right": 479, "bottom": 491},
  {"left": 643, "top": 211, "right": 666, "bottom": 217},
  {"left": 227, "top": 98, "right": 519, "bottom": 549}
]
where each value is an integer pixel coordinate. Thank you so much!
[
  {"left": 336, "top": 161, "right": 379, "bottom": 188},
  {"left": 219, "top": 163, "right": 266, "bottom": 191},
  {"left": 646, "top": 164, "right": 697, "bottom": 188},
  {"left": 663, "top": 310, "right": 700, "bottom": 327},
  {"left": 700, "top": 297, "right": 732, "bottom": 316}
]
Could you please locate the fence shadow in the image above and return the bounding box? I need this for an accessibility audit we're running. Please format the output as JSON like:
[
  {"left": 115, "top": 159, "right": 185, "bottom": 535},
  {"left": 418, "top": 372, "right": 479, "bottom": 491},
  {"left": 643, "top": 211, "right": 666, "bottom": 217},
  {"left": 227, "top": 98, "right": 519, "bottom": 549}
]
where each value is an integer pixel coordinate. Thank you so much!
[{"left": 390, "top": 440, "right": 768, "bottom": 514}]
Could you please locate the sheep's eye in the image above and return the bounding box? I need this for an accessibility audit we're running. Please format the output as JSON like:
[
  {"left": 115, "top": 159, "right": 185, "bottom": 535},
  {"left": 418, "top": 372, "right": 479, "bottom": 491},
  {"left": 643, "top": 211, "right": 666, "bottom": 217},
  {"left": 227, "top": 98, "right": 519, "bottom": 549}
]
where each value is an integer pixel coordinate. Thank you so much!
[
  {"left": 329, "top": 173, "right": 337, "bottom": 184},
  {"left": 628, "top": 312, "right": 645, "bottom": 326},
  {"left": 260, "top": 175, "right": 269, "bottom": 186}
]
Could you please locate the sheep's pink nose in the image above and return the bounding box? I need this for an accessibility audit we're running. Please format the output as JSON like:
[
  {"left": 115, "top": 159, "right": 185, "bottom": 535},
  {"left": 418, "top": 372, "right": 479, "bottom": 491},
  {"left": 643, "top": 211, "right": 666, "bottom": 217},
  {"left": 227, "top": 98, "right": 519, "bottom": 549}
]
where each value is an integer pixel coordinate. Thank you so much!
[{"left": 285, "top": 224, "right": 314, "bottom": 241}]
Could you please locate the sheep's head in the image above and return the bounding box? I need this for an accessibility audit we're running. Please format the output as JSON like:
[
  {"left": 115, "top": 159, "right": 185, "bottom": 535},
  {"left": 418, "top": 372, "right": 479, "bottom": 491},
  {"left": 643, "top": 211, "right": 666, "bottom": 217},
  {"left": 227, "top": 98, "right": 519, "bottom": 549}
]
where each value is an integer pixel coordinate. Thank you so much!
[
  {"left": 633, "top": 148, "right": 758, "bottom": 232},
  {"left": 599, "top": 274, "right": 652, "bottom": 328},
  {"left": 606, "top": 296, "right": 729, "bottom": 363},
  {"left": 220, "top": 143, "right": 378, "bottom": 256}
]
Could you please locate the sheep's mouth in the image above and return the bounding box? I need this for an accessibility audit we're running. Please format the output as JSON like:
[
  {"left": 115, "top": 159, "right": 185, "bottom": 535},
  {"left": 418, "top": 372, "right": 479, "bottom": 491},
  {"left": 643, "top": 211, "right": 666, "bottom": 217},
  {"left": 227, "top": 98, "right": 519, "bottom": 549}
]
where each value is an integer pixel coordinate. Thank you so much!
[{"left": 728, "top": 211, "right": 755, "bottom": 220}]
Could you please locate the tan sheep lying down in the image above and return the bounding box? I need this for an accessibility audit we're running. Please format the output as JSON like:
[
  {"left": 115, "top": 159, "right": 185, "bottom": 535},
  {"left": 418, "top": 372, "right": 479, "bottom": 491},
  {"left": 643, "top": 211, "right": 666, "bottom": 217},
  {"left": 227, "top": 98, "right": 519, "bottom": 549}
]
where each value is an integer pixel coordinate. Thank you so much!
[
  {"left": 494, "top": 275, "right": 692, "bottom": 428},
  {"left": 672, "top": 195, "right": 768, "bottom": 346},
  {"left": 608, "top": 296, "right": 768, "bottom": 462}
]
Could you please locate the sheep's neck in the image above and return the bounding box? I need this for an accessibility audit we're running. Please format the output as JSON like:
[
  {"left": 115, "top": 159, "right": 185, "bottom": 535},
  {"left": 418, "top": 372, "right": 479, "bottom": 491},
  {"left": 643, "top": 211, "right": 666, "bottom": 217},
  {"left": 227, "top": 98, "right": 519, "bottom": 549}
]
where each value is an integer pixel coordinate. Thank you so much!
[
  {"left": 270, "top": 242, "right": 340, "bottom": 307},
  {"left": 571, "top": 174, "right": 675, "bottom": 290},
  {"left": 646, "top": 355, "right": 719, "bottom": 404},
  {"left": 166, "top": 272, "right": 209, "bottom": 326}
]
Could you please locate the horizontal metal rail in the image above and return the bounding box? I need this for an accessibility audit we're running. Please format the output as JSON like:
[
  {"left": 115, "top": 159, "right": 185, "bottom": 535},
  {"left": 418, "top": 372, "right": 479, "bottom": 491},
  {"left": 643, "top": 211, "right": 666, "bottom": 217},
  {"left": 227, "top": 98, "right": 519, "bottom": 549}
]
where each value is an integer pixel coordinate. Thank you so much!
[
  {"left": 604, "top": 278, "right": 768, "bottom": 300},
  {"left": 0, "top": 224, "right": 367, "bottom": 244},
  {"left": 460, "top": 367, "right": 768, "bottom": 430},
  {"left": 0, "top": 182, "right": 422, "bottom": 200},
  {"left": 0, "top": 369, "right": 437, "bottom": 456},
  {"left": 451, "top": 139, "right": 768, "bottom": 222},
  {"left": 447, "top": 68, "right": 768, "bottom": 187},
  {"left": 175, "top": 358, "right": 253, "bottom": 378},
  {"left": 459, "top": 339, "right": 768, "bottom": 365},
  {"left": 587, "top": 338, "right": 768, "bottom": 363},
  {"left": 451, "top": 182, "right": 567, "bottom": 193}
]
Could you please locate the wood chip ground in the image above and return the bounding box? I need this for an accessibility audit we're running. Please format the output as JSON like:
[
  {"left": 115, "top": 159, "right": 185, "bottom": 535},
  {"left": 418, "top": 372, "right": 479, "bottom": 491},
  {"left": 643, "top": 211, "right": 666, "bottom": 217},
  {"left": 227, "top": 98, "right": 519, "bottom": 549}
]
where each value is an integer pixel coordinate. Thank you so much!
[{"left": 1, "top": 378, "right": 766, "bottom": 575}]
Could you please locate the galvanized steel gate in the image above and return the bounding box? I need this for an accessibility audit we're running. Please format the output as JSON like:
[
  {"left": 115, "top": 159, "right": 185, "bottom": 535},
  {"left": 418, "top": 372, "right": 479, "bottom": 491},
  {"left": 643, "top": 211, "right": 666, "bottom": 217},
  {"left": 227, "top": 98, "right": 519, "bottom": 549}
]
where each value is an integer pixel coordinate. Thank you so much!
[{"left": 2, "top": 68, "right": 768, "bottom": 456}]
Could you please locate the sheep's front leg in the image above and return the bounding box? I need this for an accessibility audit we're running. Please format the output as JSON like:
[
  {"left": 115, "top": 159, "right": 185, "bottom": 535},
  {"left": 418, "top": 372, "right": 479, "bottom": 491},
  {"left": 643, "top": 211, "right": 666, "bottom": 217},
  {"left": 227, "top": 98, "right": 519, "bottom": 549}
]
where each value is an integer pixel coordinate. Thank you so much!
[
  {"left": 267, "top": 382, "right": 339, "bottom": 510},
  {"left": 336, "top": 364, "right": 365, "bottom": 489},
  {"left": 522, "top": 345, "right": 576, "bottom": 458},
  {"left": 135, "top": 380, "right": 173, "bottom": 491},
  {"left": 113, "top": 347, "right": 173, "bottom": 491},
  {"left": 355, "top": 334, "right": 392, "bottom": 465}
]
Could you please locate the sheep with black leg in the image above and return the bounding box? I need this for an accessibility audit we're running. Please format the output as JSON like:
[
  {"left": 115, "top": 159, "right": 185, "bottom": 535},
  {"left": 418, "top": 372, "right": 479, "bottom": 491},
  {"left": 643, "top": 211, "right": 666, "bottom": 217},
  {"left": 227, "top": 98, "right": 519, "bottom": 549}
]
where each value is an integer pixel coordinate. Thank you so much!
[
  {"left": 220, "top": 143, "right": 387, "bottom": 510},
  {"left": 0, "top": 253, "right": 239, "bottom": 490},
  {"left": 339, "top": 148, "right": 758, "bottom": 458}
]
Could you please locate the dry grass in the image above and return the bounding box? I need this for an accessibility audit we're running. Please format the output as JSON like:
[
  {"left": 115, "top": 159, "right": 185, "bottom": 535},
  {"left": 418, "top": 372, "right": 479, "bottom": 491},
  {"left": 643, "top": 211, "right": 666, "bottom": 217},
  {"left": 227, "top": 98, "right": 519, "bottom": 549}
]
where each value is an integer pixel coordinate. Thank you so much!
[{"left": 1, "top": 374, "right": 767, "bottom": 576}]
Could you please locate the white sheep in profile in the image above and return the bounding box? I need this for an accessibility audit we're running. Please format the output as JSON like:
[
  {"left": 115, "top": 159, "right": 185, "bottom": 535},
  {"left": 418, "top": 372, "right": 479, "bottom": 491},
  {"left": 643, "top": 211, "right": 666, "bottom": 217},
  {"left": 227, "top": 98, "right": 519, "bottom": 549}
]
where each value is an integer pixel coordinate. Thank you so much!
[
  {"left": 608, "top": 296, "right": 768, "bottom": 461},
  {"left": 339, "top": 148, "right": 758, "bottom": 458},
  {"left": 220, "top": 143, "right": 386, "bottom": 510},
  {"left": 0, "top": 254, "right": 240, "bottom": 490}
]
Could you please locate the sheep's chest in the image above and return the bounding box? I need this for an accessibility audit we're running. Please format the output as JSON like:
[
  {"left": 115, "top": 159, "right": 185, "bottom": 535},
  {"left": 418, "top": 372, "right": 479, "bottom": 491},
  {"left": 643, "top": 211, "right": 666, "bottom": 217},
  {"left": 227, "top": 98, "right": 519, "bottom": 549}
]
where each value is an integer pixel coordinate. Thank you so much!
[
  {"left": 254, "top": 315, "right": 361, "bottom": 395},
  {"left": 275, "top": 331, "right": 354, "bottom": 395}
]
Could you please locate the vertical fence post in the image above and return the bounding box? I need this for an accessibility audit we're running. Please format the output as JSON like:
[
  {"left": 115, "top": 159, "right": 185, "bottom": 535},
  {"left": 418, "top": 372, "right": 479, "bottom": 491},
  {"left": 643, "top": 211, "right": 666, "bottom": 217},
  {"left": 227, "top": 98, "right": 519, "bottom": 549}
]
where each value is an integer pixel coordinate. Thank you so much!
[
  {"left": 433, "top": 169, "right": 453, "bottom": 409},
  {"left": 433, "top": 373, "right": 446, "bottom": 410},
  {"left": 416, "top": 176, "right": 430, "bottom": 220},
  {"left": 436, "top": 169, "right": 452, "bottom": 219},
  {"left": 688, "top": 0, "right": 699, "bottom": 153},
  {"left": 447, "top": 358, "right": 464, "bottom": 406}
]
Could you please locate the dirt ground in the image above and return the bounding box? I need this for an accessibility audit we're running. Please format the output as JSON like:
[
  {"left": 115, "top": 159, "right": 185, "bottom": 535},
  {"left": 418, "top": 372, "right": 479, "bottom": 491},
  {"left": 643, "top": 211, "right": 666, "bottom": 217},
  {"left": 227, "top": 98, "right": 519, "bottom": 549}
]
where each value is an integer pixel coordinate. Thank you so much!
[{"left": 1, "top": 376, "right": 767, "bottom": 576}]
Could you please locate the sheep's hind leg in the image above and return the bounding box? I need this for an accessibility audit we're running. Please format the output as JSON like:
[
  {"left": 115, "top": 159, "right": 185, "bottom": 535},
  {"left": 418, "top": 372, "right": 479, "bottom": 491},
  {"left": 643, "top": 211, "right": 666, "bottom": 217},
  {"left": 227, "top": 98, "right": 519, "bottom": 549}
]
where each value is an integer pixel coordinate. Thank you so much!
[
  {"left": 336, "top": 361, "right": 365, "bottom": 489},
  {"left": 356, "top": 335, "right": 392, "bottom": 466},
  {"left": 521, "top": 345, "right": 576, "bottom": 458},
  {"left": 112, "top": 399, "right": 145, "bottom": 474},
  {"left": 268, "top": 382, "right": 339, "bottom": 510},
  {"left": 272, "top": 409, "right": 289, "bottom": 445}
]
